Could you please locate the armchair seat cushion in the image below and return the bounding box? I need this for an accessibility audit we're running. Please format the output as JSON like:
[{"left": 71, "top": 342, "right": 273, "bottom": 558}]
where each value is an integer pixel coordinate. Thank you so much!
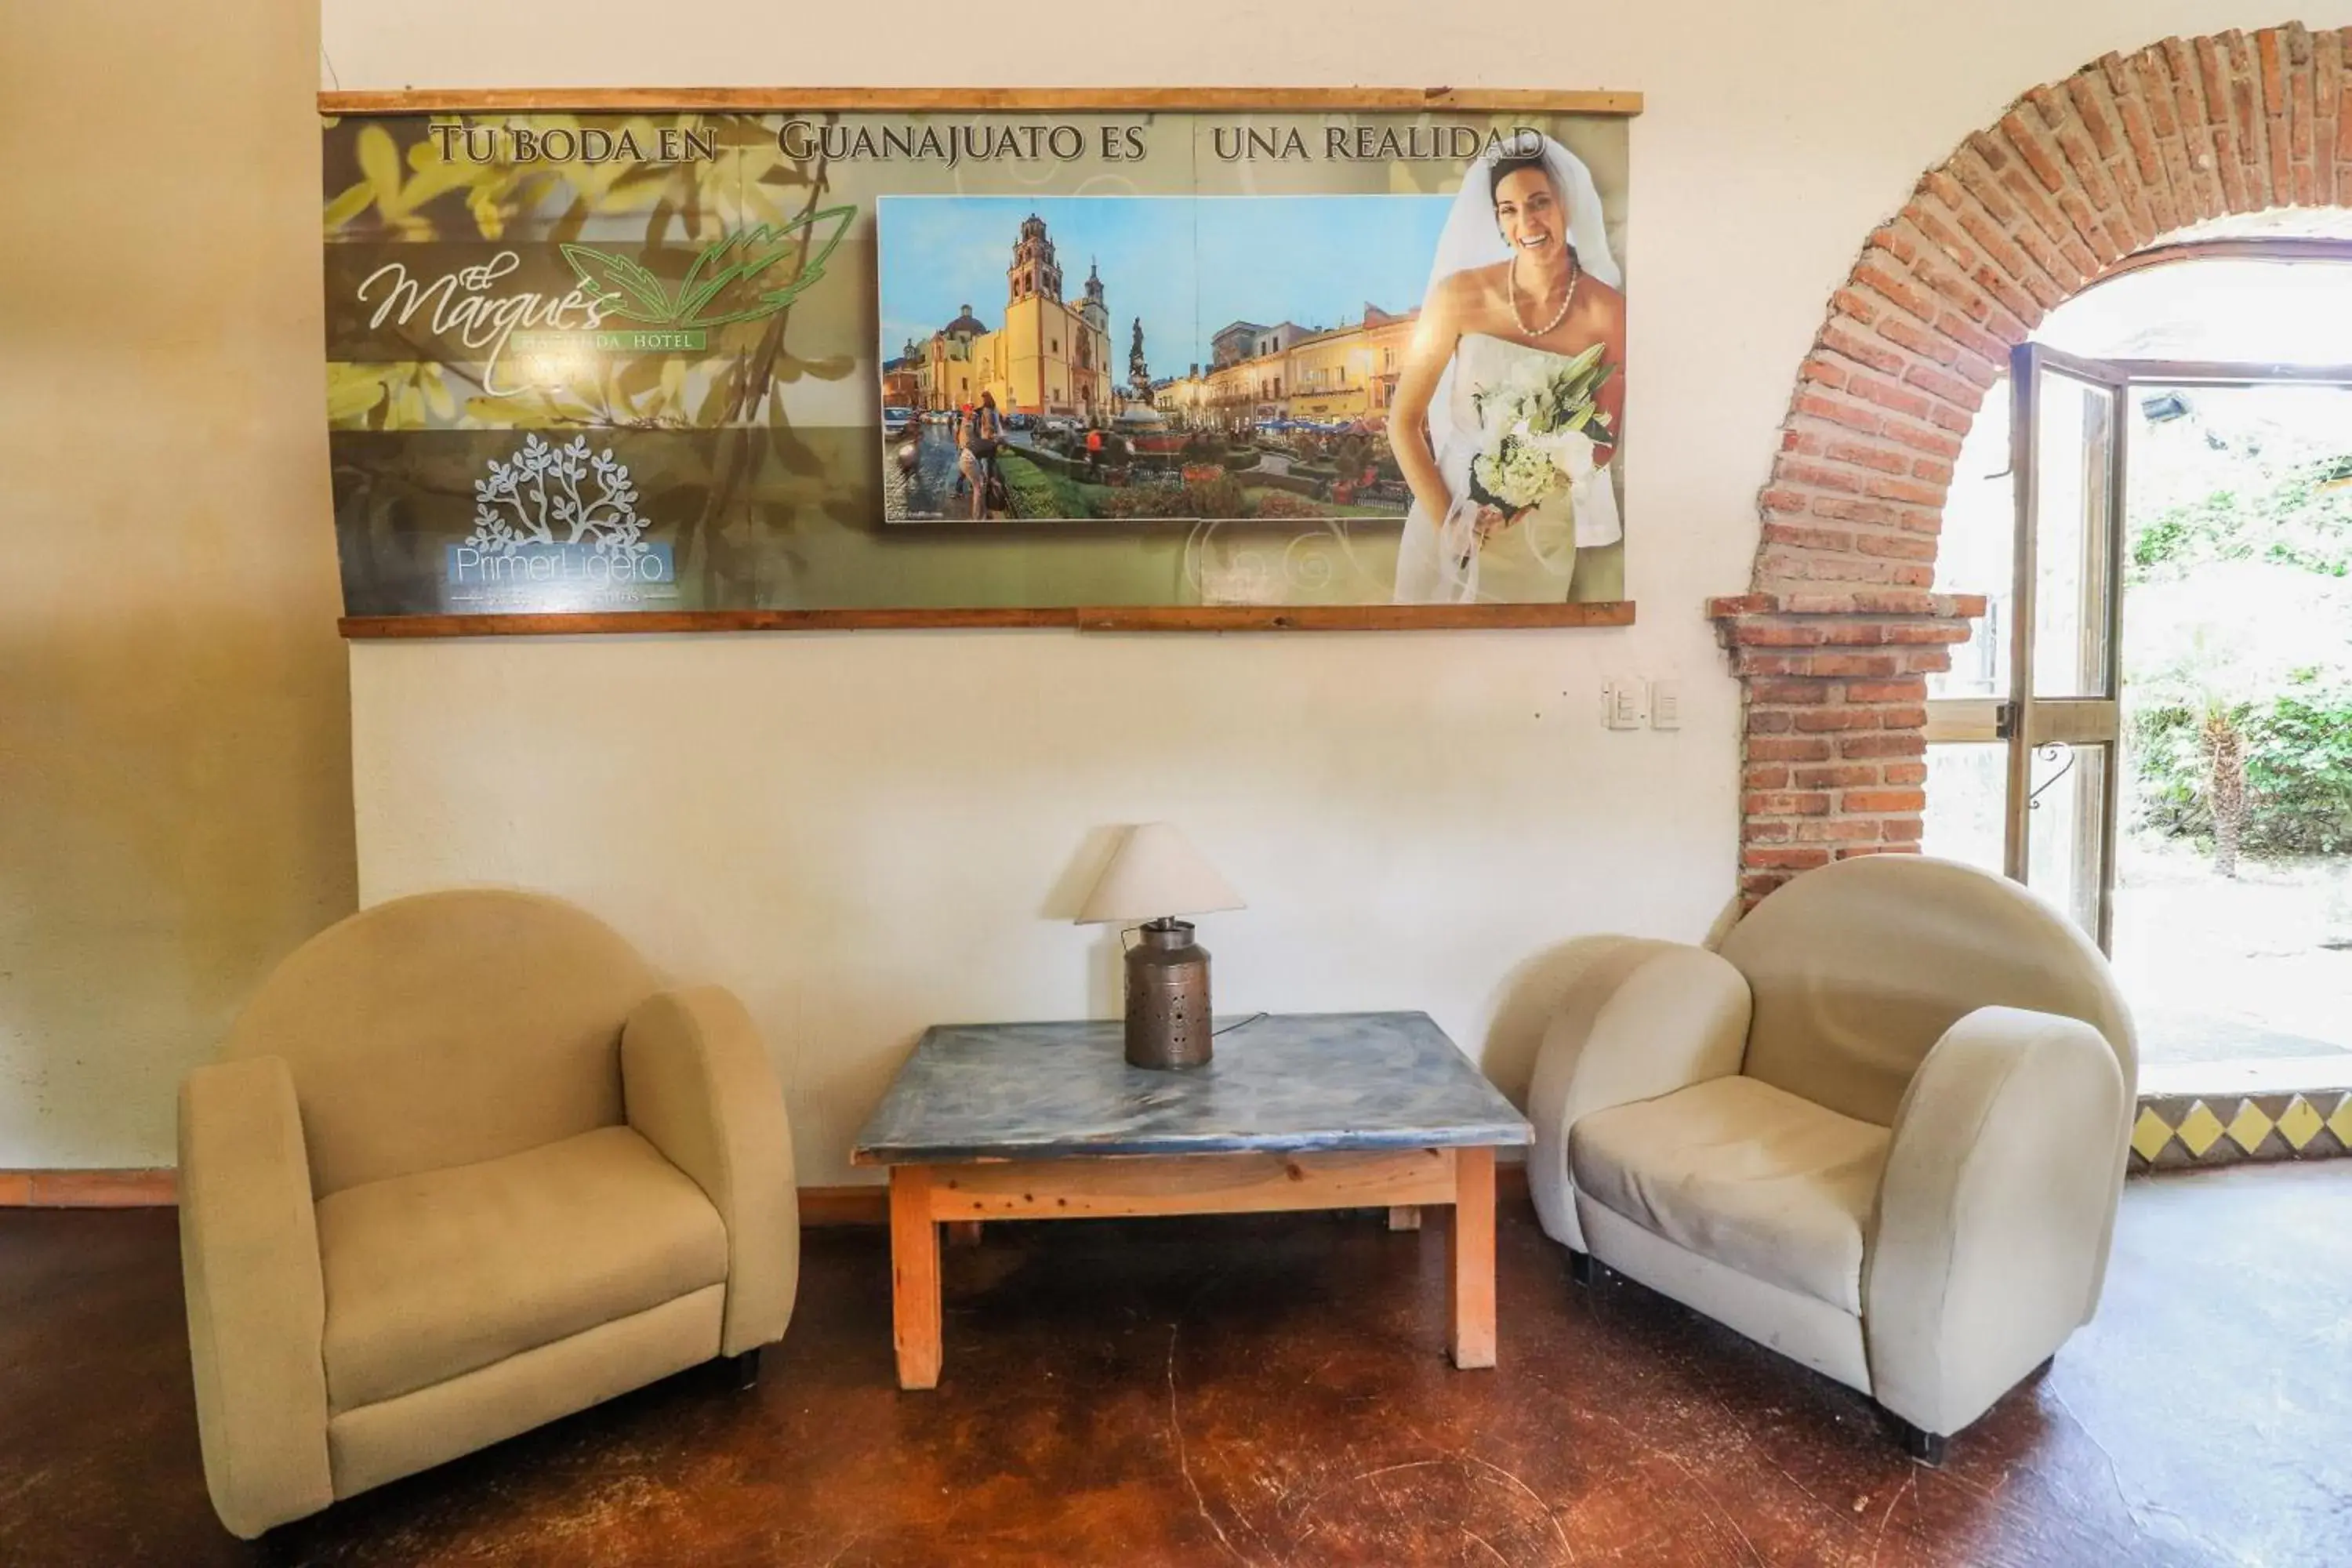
[
  {"left": 1570, "top": 1076, "right": 1889, "bottom": 1313},
  {"left": 317, "top": 1126, "right": 728, "bottom": 1412}
]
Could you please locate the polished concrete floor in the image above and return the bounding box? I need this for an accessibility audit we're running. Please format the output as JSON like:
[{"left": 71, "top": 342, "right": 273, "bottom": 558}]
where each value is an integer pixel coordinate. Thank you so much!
[{"left": 3, "top": 1165, "right": 2346, "bottom": 1566}]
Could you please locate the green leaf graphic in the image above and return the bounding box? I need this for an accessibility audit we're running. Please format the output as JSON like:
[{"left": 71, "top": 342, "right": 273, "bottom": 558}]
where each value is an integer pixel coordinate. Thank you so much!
[
  {"left": 555, "top": 206, "right": 861, "bottom": 336},
  {"left": 561, "top": 244, "right": 675, "bottom": 325},
  {"left": 677, "top": 205, "right": 859, "bottom": 328}
]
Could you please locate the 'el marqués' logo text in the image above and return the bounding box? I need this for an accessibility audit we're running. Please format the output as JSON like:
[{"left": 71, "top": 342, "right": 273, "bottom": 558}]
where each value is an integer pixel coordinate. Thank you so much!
[{"left": 355, "top": 207, "right": 856, "bottom": 396}]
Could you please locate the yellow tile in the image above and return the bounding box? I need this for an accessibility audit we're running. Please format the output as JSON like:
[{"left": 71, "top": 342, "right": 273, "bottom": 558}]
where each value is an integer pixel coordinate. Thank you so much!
[
  {"left": 2176, "top": 1102, "right": 2227, "bottom": 1158},
  {"left": 2329, "top": 1095, "right": 2352, "bottom": 1148},
  {"left": 2131, "top": 1105, "right": 2176, "bottom": 1162},
  {"left": 2277, "top": 1097, "right": 2325, "bottom": 1150},
  {"left": 2225, "top": 1101, "right": 2276, "bottom": 1155}
]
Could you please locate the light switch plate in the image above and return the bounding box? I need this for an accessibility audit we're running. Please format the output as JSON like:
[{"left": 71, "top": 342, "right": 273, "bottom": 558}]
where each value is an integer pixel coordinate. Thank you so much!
[
  {"left": 1650, "top": 678, "right": 1682, "bottom": 730},
  {"left": 1603, "top": 677, "right": 1645, "bottom": 730}
]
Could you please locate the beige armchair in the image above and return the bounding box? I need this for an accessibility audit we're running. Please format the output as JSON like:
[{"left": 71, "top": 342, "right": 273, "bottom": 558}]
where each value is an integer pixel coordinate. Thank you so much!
[
  {"left": 177, "top": 890, "right": 797, "bottom": 1538},
  {"left": 1528, "top": 855, "right": 2133, "bottom": 1462}
]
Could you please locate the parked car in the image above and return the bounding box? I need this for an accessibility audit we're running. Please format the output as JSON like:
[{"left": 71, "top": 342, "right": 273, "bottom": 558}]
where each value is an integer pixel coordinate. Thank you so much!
[
  {"left": 1004, "top": 412, "right": 1034, "bottom": 431},
  {"left": 882, "top": 406, "right": 920, "bottom": 439}
]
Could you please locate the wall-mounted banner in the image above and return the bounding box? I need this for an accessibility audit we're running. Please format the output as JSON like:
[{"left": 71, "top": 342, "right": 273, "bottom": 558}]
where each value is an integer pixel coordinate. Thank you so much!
[{"left": 322, "top": 101, "right": 1631, "bottom": 619}]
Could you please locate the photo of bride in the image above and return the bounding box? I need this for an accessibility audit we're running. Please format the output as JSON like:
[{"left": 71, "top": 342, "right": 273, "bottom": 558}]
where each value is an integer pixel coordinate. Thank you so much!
[{"left": 1389, "top": 133, "right": 1626, "bottom": 604}]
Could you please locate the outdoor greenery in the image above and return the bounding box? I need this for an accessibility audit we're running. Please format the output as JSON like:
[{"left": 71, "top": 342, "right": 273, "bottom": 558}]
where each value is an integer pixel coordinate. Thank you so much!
[
  {"left": 2132, "top": 455, "right": 2352, "bottom": 579},
  {"left": 1249, "top": 491, "right": 1331, "bottom": 519},
  {"left": 995, "top": 454, "right": 1091, "bottom": 519},
  {"left": 1094, "top": 476, "right": 1253, "bottom": 520},
  {"left": 2132, "top": 671, "right": 2352, "bottom": 858},
  {"left": 982, "top": 451, "right": 1385, "bottom": 524},
  {"left": 2125, "top": 415, "right": 2352, "bottom": 870}
]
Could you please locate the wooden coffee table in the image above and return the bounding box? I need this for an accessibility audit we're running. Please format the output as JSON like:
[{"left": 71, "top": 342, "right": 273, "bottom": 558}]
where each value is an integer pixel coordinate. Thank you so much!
[{"left": 850, "top": 1011, "right": 1532, "bottom": 1389}]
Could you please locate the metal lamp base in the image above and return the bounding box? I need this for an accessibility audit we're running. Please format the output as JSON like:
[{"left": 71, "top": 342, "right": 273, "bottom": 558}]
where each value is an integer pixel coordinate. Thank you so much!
[{"left": 1124, "top": 919, "right": 1212, "bottom": 1069}]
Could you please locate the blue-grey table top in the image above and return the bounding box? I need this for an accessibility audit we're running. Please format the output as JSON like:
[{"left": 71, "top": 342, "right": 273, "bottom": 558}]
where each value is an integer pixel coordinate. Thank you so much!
[{"left": 851, "top": 1011, "right": 1531, "bottom": 1164}]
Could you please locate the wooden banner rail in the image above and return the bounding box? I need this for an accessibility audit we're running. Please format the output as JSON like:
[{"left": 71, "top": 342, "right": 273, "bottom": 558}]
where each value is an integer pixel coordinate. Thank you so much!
[
  {"left": 338, "top": 603, "right": 1638, "bottom": 638},
  {"left": 320, "top": 88, "right": 1642, "bottom": 117}
]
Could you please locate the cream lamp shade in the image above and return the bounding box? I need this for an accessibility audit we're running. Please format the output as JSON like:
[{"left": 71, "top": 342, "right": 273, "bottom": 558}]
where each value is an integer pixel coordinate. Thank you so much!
[{"left": 1075, "top": 823, "right": 1245, "bottom": 925}]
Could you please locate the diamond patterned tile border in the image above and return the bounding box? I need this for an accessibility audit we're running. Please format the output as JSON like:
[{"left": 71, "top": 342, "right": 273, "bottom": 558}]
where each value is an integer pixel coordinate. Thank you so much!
[
  {"left": 2225, "top": 1101, "right": 2276, "bottom": 1155},
  {"left": 2128, "top": 1085, "right": 2352, "bottom": 1173},
  {"left": 2176, "top": 1102, "right": 2228, "bottom": 1158},
  {"left": 2277, "top": 1097, "right": 2325, "bottom": 1151}
]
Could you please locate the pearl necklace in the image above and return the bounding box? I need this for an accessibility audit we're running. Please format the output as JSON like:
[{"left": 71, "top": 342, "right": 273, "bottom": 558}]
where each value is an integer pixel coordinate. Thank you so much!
[{"left": 1508, "top": 250, "right": 1581, "bottom": 339}]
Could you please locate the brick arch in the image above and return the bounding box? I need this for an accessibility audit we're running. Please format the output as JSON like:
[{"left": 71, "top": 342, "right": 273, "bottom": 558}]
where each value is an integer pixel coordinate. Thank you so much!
[{"left": 1711, "top": 21, "right": 2352, "bottom": 906}]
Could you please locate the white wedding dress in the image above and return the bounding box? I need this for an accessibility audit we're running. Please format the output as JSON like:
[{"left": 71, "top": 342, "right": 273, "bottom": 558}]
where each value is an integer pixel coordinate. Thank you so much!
[
  {"left": 1392, "top": 332, "right": 1624, "bottom": 604},
  {"left": 1391, "top": 133, "right": 1625, "bottom": 605}
]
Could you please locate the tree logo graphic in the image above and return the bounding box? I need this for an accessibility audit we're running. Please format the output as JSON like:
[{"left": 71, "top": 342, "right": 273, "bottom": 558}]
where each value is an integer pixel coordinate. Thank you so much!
[{"left": 466, "top": 434, "right": 652, "bottom": 562}]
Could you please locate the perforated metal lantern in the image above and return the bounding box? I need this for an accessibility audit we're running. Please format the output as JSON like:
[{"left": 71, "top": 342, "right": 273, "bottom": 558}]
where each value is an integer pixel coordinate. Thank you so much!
[{"left": 1124, "top": 920, "right": 1212, "bottom": 1069}]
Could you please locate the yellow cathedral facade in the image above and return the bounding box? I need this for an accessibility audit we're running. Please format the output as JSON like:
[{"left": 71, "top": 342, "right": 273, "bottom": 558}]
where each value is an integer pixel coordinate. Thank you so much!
[{"left": 916, "top": 214, "right": 1116, "bottom": 421}]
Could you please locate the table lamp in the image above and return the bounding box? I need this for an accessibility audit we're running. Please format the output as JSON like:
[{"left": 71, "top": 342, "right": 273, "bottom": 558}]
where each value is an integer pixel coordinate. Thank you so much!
[{"left": 1076, "top": 822, "right": 1245, "bottom": 1069}]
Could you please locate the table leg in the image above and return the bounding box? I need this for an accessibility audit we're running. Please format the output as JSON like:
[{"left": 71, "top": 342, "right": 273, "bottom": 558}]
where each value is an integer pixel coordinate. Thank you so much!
[
  {"left": 1447, "top": 1148, "right": 1496, "bottom": 1370},
  {"left": 889, "top": 1166, "right": 942, "bottom": 1389}
]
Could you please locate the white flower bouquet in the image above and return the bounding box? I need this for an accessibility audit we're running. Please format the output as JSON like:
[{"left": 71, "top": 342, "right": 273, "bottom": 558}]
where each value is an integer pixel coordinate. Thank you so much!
[{"left": 1467, "top": 342, "right": 1617, "bottom": 518}]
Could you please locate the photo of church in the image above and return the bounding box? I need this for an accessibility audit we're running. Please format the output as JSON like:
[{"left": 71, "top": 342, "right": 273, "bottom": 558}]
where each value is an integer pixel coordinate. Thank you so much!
[
  {"left": 877, "top": 194, "right": 1450, "bottom": 524},
  {"left": 894, "top": 214, "right": 1118, "bottom": 423}
]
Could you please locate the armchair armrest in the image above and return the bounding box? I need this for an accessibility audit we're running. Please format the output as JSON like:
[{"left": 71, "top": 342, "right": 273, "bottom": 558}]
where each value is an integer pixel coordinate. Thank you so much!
[
  {"left": 177, "top": 1055, "right": 332, "bottom": 1539},
  {"left": 1863, "top": 1005, "right": 2127, "bottom": 1437},
  {"left": 1525, "top": 939, "right": 1753, "bottom": 1249},
  {"left": 622, "top": 986, "right": 798, "bottom": 1356}
]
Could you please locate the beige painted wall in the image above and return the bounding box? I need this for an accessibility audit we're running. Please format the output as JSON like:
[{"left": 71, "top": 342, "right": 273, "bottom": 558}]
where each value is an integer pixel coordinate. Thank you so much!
[
  {"left": 1, "top": 2, "right": 356, "bottom": 1166},
  {"left": 335, "top": 1, "right": 2351, "bottom": 1187}
]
